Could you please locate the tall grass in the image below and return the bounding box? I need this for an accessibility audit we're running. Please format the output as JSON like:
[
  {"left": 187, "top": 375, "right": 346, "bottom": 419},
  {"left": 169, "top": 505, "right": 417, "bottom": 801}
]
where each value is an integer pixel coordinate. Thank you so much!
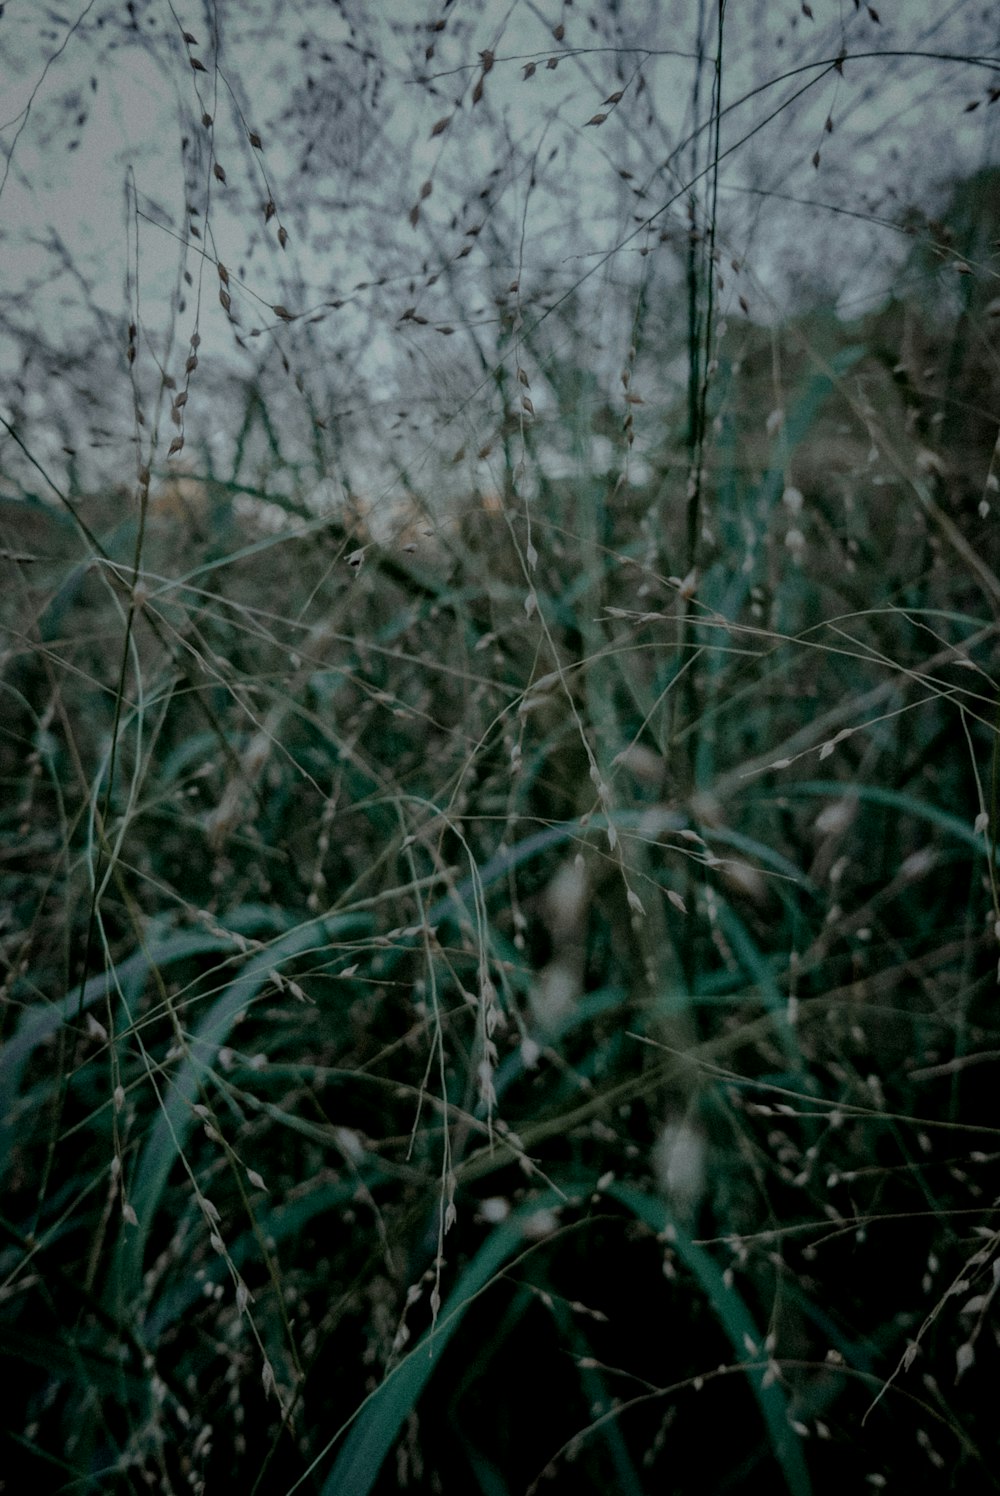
[{"left": 2, "top": 5, "right": 1000, "bottom": 1493}]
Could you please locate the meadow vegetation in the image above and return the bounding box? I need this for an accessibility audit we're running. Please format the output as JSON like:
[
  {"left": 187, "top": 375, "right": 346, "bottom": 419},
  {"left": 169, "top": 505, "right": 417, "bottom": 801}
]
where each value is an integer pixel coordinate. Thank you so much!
[{"left": 1, "top": 5, "right": 999, "bottom": 1493}]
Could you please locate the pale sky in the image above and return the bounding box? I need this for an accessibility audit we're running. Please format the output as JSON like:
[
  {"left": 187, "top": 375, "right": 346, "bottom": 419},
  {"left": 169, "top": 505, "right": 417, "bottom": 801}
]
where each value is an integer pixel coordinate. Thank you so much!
[{"left": 1, "top": 0, "right": 997, "bottom": 508}]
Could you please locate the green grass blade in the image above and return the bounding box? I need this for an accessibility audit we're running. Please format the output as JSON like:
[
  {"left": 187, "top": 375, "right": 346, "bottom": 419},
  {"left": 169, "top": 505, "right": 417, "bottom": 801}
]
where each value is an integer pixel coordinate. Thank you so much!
[
  {"left": 607, "top": 1183, "right": 812, "bottom": 1496},
  {"left": 313, "top": 1199, "right": 560, "bottom": 1496},
  {"left": 108, "top": 912, "right": 370, "bottom": 1312}
]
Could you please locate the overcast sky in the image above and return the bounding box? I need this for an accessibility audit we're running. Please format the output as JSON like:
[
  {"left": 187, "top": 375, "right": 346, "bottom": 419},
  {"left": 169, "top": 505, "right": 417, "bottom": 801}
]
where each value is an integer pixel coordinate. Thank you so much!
[{"left": 1, "top": 0, "right": 998, "bottom": 507}]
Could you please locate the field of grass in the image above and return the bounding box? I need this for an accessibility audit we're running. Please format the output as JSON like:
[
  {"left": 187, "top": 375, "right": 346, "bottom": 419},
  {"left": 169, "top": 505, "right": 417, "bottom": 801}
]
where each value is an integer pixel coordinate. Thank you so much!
[
  {"left": 2, "top": 9, "right": 1000, "bottom": 1494},
  {"left": 4, "top": 229, "right": 999, "bottom": 1493}
]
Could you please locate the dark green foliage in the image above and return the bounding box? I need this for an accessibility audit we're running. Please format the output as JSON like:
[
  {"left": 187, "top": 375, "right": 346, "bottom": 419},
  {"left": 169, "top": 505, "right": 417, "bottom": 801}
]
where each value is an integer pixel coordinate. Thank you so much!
[{"left": 2, "top": 10, "right": 1000, "bottom": 1494}]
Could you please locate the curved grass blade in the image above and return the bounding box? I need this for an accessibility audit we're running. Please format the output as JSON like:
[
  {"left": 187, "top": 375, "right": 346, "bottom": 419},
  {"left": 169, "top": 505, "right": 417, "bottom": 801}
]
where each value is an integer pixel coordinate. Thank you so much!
[
  {"left": 307, "top": 1198, "right": 561, "bottom": 1496},
  {"left": 108, "top": 911, "right": 371, "bottom": 1312},
  {"left": 766, "top": 780, "right": 993, "bottom": 857},
  {"left": 607, "top": 1183, "right": 812, "bottom": 1496}
]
